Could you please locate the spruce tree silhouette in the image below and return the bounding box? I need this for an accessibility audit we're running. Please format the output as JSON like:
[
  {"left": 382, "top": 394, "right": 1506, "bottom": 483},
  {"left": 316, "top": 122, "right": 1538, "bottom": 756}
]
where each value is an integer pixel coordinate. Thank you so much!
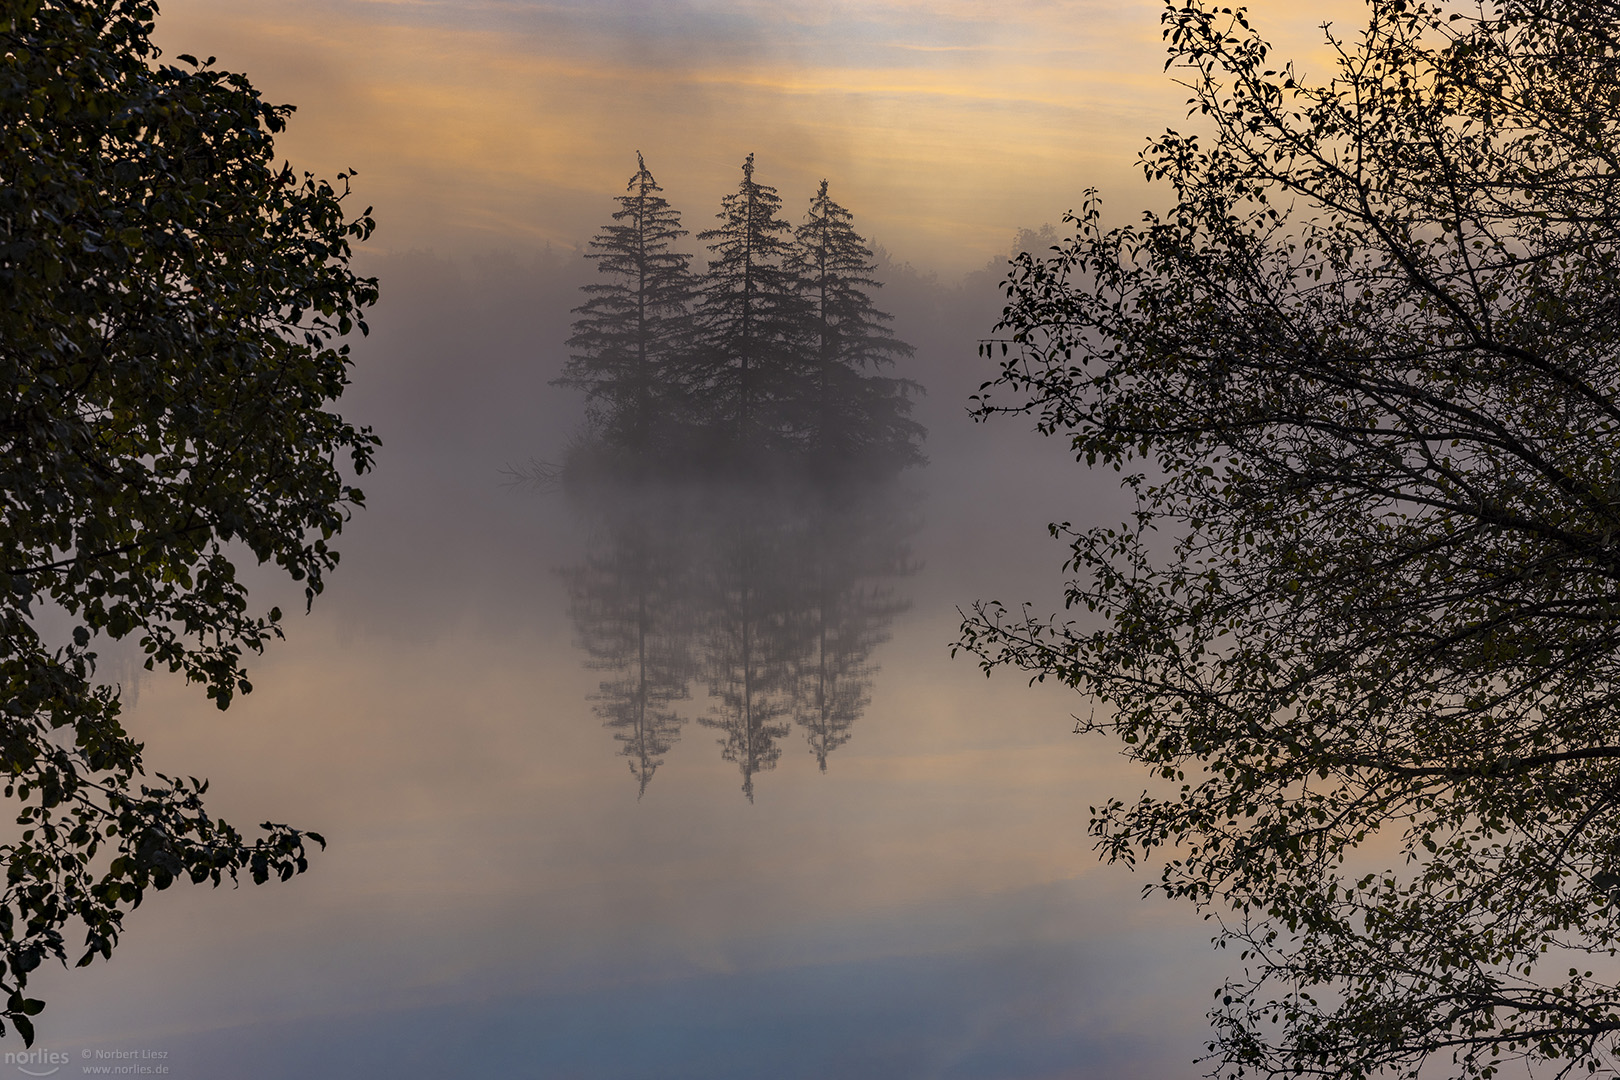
[
  {"left": 557, "top": 152, "right": 698, "bottom": 462},
  {"left": 694, "top": 154, "right": 805, "bottom": 456},
  {"left": 791, "top": 180, "right": 924, "bottom": 468}
]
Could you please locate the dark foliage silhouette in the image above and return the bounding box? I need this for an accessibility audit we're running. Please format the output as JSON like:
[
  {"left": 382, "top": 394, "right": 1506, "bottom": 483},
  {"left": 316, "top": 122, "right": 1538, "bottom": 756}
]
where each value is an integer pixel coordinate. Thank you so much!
[
  {"left": 791, "top": 180, "right": 926, "bottom": 469},
  {"left": 957, "top": 1, "right": 1620, "bottom": 1076},
  {"left": 693, "top": 152, "right": 804, "bottom": 453},
  {"left": 557, "top": 153, "right": 699, "bottom": 459},
  {"left": 0, "top": 0, "right": 373, "bottom": 1042}
]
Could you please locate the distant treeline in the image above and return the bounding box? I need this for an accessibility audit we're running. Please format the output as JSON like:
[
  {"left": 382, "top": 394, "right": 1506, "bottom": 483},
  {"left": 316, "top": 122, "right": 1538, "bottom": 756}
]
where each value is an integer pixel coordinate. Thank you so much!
[{"left": 554, "top": 153, "right": 926, "bottom": 478}]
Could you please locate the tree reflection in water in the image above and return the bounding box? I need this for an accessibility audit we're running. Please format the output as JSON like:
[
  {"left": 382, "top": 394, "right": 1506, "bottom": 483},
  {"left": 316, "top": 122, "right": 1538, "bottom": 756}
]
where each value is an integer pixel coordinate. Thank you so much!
[{"left": 563, "top": 479, "right": 919, "bottom": 799}]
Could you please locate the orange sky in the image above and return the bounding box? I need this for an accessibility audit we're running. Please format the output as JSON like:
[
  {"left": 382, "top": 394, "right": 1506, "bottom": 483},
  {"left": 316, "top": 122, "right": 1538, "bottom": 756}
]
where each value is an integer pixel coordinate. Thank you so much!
[{"left": 154, "top": 0, "right": 1366, "bottom": 274}]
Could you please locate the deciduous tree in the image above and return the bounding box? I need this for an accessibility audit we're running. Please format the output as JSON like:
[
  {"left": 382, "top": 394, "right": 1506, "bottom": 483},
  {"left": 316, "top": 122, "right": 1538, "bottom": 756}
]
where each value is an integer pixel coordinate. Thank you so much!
[
  {"left": 959, "top": 1, "right": 1620, "bottom": 1075},
  {"left": 0, "top": 0, "right": 375, "bottom": 1042}
]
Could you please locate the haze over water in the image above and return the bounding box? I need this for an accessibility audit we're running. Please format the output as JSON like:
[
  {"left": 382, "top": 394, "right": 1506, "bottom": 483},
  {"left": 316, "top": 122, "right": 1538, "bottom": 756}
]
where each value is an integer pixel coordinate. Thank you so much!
[{"left": 15, "top": 1, "right": 1368, "bottom": 1076}]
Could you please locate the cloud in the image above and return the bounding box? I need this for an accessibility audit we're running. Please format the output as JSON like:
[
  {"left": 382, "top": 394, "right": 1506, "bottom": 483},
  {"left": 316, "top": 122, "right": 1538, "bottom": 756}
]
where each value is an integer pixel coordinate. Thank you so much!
[{"left": 155, "top": 0, "right": 1185, "bottom": 272}]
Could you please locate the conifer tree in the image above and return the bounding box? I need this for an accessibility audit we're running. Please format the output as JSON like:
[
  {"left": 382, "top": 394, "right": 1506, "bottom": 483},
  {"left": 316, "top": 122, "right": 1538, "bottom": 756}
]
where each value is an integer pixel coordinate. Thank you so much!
[
  {"left": 559, "top": 153, "right": 697, "bottom": 457},
  {"left": 790, "top": 181, "right": 923, "bottom": 465},
  {"left": 694, "top": 154, "right": 805, "bottom": 451}
]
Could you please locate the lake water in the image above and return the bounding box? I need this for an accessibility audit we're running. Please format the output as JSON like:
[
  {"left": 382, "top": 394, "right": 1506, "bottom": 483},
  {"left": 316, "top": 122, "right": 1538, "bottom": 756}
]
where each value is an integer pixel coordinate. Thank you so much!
[{"left": 24, "top": 251, "right": 1223, "bottom": 1079}]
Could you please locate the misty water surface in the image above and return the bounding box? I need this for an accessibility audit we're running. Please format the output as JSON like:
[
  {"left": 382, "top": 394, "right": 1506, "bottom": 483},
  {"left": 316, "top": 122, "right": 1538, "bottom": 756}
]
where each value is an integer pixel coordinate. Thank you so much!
[{"left": 19, "top": 248, "right": 1223, "bottom": 1080}]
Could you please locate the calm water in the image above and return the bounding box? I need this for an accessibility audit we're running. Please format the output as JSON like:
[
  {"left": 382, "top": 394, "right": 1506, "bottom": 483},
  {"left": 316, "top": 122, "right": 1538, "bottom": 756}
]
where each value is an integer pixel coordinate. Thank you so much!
[{"left": 22, "top": 251, "right": 1220, "bottom": 1079}]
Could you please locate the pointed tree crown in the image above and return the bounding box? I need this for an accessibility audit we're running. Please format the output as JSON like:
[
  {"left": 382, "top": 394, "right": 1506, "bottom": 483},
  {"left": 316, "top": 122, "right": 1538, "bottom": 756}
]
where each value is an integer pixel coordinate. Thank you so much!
[
  {"left": 792, "top": 179, "right": 912, "bottom": 373},
  {"left": 698, "top": 153, "right": 795, "bottom": 287},
  {"left": 558, "top": 154, "right": 699, "bottom": 452}
]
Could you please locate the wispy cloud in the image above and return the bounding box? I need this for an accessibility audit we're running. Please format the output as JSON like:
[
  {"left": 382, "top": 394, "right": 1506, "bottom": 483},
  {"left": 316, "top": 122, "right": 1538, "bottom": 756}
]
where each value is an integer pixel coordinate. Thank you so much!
[{"left": 154, "top": 0, "right": 1363, "bottom": 271}]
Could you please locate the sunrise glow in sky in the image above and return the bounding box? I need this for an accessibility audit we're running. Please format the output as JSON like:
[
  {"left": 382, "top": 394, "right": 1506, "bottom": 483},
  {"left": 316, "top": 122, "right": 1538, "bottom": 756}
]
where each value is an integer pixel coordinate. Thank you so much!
[{"left": 155, "top": 0, "right": 1364, "bottom": 274}]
